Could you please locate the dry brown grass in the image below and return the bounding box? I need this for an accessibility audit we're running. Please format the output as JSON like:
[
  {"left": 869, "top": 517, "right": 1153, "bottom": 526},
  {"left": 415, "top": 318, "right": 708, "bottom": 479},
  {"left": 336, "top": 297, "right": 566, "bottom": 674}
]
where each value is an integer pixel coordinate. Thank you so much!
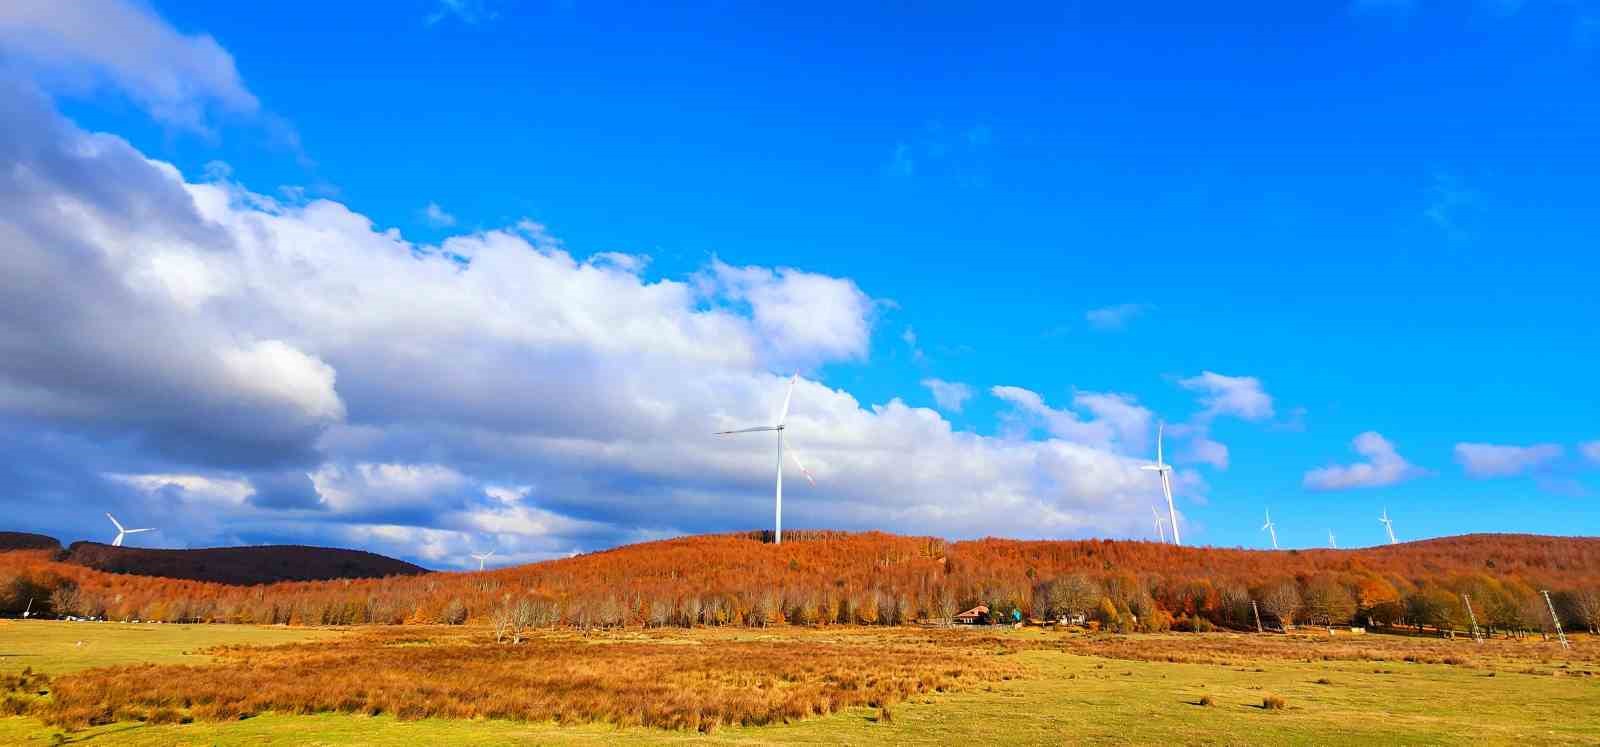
[
  {"left": 32, "top": 627, "right": 1022, "bottom": 733},
  {"left": 1044, "top": 630, "right": 1598, "bottom": 669}
]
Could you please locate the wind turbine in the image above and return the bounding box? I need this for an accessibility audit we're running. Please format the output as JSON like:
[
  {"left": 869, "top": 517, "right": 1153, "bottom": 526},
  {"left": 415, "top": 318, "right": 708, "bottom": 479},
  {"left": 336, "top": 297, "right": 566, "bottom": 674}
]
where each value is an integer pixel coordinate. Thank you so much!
[
  {"left": 715, "top": 373, "right": 815, "bottom": 545},
  {"left": 1151, "top": 506, "right": 1168, "bottom": 544},
  {"left": 1379, "top": 508, "right": 1398, "bottom": 545},
  {"left": 1328, "top": 530, "right": 1337, "bottom": 549},
  {"left": 470, "top": 551, "right": 494, "bottom": 571},
  {"left": 1260, "top": 508, "right": 1279, "bottom": 550},
  {"left": 1141, "top": 423, "right": 1180, "bottom": 545},
  {"left": 105, "top": 513, "right": 153, "bottom": 547}
]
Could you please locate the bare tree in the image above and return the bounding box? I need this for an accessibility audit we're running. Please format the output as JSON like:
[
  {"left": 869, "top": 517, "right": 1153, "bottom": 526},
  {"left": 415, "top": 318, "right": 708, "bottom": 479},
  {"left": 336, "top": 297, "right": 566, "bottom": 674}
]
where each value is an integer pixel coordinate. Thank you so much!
[
  {"left": 1572, "top": 588, "right": 1600, "bottom": 634},
  {"left": 1258, "top": 581, "right": 1300, "bottom": 630},
  {"left": 934, "top": 586, "right": 957, "bottom": 626}
]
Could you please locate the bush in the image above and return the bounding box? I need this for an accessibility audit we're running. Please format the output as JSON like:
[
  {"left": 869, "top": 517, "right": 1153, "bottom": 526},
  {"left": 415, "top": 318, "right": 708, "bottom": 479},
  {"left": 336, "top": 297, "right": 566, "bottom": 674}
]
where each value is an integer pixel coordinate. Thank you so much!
[
  {"left": 440, "top": 599, "right": 468, "bottom": 625},
  {"left": 1198, "top": 694, "right": 1214, "bottom": 707},
  {"left": 1262, "top": 694, "right": 1286, "bottom": 710}
]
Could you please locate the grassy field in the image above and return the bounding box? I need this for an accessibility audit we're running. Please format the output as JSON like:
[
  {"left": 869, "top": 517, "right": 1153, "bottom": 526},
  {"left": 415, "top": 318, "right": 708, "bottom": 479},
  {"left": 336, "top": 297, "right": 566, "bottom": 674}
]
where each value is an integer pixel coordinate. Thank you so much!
[
  {"left": 0, "top": 619, "right": 346, "bottom": 674},
  {"left": 2, "top": 620, "right": 1597, "bottom": 745}
]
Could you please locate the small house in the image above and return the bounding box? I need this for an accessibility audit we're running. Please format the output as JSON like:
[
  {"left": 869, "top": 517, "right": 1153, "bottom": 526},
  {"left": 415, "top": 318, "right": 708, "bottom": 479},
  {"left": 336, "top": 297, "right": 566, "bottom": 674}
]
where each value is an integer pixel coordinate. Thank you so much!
[{"left": 954, "top": 604, "right": 989, "bottom": 625}]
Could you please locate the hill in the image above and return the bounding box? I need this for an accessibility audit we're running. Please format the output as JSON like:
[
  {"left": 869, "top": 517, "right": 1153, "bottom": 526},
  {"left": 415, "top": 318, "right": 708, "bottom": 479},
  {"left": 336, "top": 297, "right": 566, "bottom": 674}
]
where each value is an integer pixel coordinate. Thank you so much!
[
  {"left": 3, "top": 531, "right": 1597, "bottom": 631},
  {"left": 60, "top": 542, "right": 428, "bottom": 585},
  {"left": 0, "top": 532, "right": 61, "bottom": 552}
]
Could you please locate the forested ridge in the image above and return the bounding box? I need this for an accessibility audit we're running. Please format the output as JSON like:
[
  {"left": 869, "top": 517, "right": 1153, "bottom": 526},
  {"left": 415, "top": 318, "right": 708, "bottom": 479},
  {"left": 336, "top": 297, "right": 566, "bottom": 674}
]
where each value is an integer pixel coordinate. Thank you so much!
[{"left": 3, "top": 530, "right": 1597, "bottom": 635}]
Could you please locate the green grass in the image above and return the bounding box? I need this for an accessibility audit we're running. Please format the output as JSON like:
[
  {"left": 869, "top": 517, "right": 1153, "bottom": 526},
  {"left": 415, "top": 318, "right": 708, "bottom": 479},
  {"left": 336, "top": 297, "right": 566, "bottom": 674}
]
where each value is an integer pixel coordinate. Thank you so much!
[
  {"left": 0, "top": 619, "right": 345, "bottom": 674},
  {"left": 2, "top": 622, "right": 1597, "bottom": 745}
]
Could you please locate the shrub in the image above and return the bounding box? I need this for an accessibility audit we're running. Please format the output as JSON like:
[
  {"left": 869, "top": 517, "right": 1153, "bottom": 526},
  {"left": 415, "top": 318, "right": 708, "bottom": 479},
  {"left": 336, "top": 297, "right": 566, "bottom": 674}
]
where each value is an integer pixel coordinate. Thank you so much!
[
  {"left": 1262, "top": 694, "right": 1286, "bottom": 710},
  {"left": 1198, "top": 694, "right": 1215, "bottom": 707}
]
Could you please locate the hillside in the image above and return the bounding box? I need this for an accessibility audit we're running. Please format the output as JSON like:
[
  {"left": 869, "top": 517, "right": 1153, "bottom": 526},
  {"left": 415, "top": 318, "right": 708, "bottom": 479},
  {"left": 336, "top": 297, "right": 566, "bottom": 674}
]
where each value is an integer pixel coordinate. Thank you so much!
[
  {"left": 0, "top": 532, "right": 61, "bottom": 552},
  {"left": 4, "top": 531, "right": 1597, "bottom": 631},
  {"left": 60, "top": 542, "right": 428, "bottom": 585}
]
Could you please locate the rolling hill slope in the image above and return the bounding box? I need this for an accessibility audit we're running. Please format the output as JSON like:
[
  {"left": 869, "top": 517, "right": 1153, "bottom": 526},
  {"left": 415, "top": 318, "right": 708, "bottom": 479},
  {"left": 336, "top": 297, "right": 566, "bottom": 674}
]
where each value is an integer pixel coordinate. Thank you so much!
[
  {"left": 60, "top": 542, "right": 427, "bottom": 585},
  {"left": 4, "top": 530, "right": 1596, "bottom": 628},
  {"left": 0, "top": 532, "right": 61, "bottom": 552}
]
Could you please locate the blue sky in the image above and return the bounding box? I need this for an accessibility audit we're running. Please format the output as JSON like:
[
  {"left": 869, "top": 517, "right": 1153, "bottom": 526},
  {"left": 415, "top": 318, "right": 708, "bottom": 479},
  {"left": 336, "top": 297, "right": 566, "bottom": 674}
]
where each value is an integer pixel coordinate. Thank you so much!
[{"left": 1, "top": 0, "right": 1596, "bottom": 566}]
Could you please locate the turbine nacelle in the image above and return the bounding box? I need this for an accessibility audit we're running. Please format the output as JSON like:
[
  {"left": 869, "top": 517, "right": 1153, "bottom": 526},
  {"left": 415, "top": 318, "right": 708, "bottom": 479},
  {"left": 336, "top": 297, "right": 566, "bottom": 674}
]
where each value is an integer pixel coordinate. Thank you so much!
[
  {"left": 714, "top": 373, "right": 813, "bottom": 544},
  {"left": 105, "top": 512, "right": 154, "bottom": 548},
  {"left": 1143, "top": 422, "right": 1181, "bottom": 546}
]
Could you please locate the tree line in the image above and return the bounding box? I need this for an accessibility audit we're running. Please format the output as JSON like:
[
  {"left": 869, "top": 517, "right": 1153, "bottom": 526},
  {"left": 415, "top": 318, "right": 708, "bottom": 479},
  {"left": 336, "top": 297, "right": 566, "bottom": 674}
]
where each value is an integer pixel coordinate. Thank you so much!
[{"left": 3, "top": 531, "right": 1597, "bottom": 637}]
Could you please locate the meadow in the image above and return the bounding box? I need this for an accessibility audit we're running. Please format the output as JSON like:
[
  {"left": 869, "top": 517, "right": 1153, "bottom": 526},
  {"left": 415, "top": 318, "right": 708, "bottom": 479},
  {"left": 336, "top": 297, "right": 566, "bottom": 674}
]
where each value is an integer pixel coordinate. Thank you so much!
[{"left": 3, "top": 620, "right": 1597, "bottom": 745}]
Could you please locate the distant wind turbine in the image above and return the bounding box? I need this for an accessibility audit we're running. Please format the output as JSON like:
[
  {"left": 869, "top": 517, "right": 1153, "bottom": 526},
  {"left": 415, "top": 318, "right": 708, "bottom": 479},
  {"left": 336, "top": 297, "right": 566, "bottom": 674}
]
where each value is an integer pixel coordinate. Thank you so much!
[
  {"left": 1261, "top": 508, "right": 1278, "bottom": 550},
  {"left": 105, "top": 513, "right": 153, "bottom": 547},
  {"left": 470, "top": 551, "right": 495, "bottom": 571},
  {"left": 715, "top": 373, "right": 815, "bottom": 545},
  {"left": 1328, "top": 530, "right": 1337, "bottom": 549},
  {"left": 1379, "top": 508, "right": 1398, "bottom": 545},
  {"left": 1151, "top": 506, "right": 1168, "bottom": 544},
  {"left": 1141, "top": 423, "right": 1180, "bottom": 546}
]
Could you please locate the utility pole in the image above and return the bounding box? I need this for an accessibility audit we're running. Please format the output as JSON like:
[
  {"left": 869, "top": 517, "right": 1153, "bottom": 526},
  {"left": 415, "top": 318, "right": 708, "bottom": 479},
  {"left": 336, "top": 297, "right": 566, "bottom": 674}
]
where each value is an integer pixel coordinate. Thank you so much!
[
  {"left": 1252, "top": 600, "right": 1264, "bottom": 633},
  {"left": 1462, "top": 593, "right": 1483, "bottom": 644},
  {"left": 1541, "top": 590, "right": 1569, "bottom": 650}
]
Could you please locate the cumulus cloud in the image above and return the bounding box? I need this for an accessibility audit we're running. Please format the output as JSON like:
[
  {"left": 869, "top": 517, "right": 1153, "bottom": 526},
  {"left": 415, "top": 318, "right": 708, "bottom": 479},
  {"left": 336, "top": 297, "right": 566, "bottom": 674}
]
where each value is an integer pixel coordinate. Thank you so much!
[
  {"left": 1583, "top": 441, "right": 1600, "bottom": 465},
  {"left": 921, "top": 378, "right": 973, "bottom": 413},
  {"left": 0, "top": 0, "right": 257, "bottom": 129},
  {"left": 702, "top": 259, "right": 874, "bottom": 369},
  {"left": 1179, "top": 372, "right": 1275, "bottom": 422},
  {"left": 1454, "top": 442, "right": 1563, "bottom": 478},
  {"left": 1303, "top": 432, "right": 1426, "bottom": 490},
  {"left": 991, "top": 387, "right": 1152, "bottom": 454},
  {"left": 0, "top": 82, "right": 1174, "bottom": 565},
  {"left": 420, "top": 201, "right": 456, "bottom": 227},
  {"left": 1085, "top": 303, "right": 1149, "bottom": 331}
]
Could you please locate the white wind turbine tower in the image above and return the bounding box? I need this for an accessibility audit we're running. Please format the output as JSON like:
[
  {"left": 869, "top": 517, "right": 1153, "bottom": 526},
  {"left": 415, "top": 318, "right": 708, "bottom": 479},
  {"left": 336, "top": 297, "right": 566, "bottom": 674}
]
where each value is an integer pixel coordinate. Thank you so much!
[
  {"left": 1260, "top": 508, "right": 1279, "bottom": 550},
  {"left": 1141, "top": 423, "right": 1180, "bottom": 546},
  {"left": 1328, "top": 530, "right": 1337, "bottom": 549},
  {"left": 715, "top": 373, "right": 815, "bottom": 545},
  {"left": 1151, "top": 506, "right": 1168, "bottom": 544},
  {"left": 1379, "top": 508, "right": 1398, "bottom": 545},
  {"left": 105, "top": 513, "right": 153, "bottom": 547},
  {"left": 470, "top": 551, "right": 495, "bottom": 571}
]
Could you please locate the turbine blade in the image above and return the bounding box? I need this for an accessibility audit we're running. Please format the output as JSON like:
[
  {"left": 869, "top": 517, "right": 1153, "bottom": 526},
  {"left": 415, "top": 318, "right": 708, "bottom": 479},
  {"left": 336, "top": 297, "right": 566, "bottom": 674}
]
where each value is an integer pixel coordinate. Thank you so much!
[
  {"left": 106, "top": 513, "right": 124, "bottom": 532},
  {"left": 1156, "top": 422, "right": 1164, "bottom": 466},
  {"left": 1140, "top": 464, "right": 1162, "bottom": 472},
  {"left": 715, "top": 426, "right": 779, "bottom": 435},
  {"left": 126, "top": 528, "right": 154, "bottom": 534},
  {"left": 776, "top": 373, "right": 798, "bottom": 426},
  {"left": 787, "top": 447, "right": 816, "bottom": 487}
]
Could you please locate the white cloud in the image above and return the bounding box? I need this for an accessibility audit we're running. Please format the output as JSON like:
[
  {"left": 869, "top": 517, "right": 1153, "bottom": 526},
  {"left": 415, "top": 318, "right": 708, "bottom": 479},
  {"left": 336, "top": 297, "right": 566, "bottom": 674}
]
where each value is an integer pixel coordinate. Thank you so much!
[
  {"left": 1303, "top": 431, "right": 1426, "bottom": 490},
  {"left": 921, "top": 378, "right": 973, "bottom": 413},
  {"left": 587, "top": 252, "right": 649, "bottom": 273},
  {"left": 1185, "top": 436, "right": 1230, "bottom": 470},
  {"left": 1180, "top": 372, "right": 1275, "bottom": 421},
  {"left": 109, "top": 472, "right": 255, "bottom": 505},
  {"left": 703, "top": 259, "right": 874, "bottom": 369},
  {"left": 420, "top": 201, "right": 456, "bottom": 227},
  {"left": 1085, "top": 303, "right": 1149, "bottom": 331},
  {"left": 426, "top": 0, "right": 496, "bottom": 25},
  {"left": 0, "top": 86, "right": 1174, "bottom": 558},
  {"left": 991, "top": 386, "right": 1151, "bottom": 453},
  {"left": 901, "top": 326, "right": 926, "bottom": 362},
  {"left": 0, "top": 0, "right": 257, "bottom": 129},
  {"left": 1583, "top": 441, "right": 1600, "bottom": 465},
  {"left": 1454, "top": 442, "right": 1563, "bottom": 478}
]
